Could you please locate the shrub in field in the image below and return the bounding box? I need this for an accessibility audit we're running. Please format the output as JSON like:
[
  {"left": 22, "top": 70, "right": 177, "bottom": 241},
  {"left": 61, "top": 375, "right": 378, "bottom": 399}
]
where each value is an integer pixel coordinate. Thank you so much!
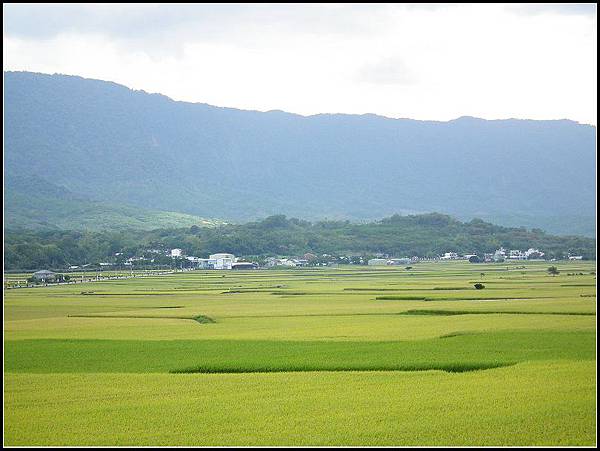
[
  {"left": 547, "top": 266, "right": 560, "bottom": 276},
  {"left": 474, "top": 283, "right": 485, "bottom": 290}
]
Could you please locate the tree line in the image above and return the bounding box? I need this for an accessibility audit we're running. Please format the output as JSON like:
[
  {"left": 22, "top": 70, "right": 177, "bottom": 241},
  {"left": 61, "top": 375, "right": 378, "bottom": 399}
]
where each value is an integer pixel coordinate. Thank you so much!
[{"left": 4, "top": 213, "right": 596, "bottom": 270}]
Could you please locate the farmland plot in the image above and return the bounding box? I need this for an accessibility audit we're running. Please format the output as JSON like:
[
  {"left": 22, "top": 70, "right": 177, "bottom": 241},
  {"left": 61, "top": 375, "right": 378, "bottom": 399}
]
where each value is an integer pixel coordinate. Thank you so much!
[{"left": 3, "top": 261, "right": 596, "bottom": 446}]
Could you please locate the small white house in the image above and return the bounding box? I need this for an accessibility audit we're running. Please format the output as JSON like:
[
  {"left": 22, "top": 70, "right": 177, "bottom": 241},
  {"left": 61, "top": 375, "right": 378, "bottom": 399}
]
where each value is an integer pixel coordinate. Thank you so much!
[
  {"left": 170, "top": 249, "right": 183, "bottom": 258},
  {"left": 508, "top": 250, "right": 527, "bottom": 260},
  {"left": 32, "top": 270, "right": 57, "bottom": 282},
  {"left": 523, "top": 248, "right": 544, "bottom": 259},
  {"left": 440, "top": 252, "right": 459, "bottom": 260},
  {"left": 493, "top": 248, "right": 507, "bottom": 261}
]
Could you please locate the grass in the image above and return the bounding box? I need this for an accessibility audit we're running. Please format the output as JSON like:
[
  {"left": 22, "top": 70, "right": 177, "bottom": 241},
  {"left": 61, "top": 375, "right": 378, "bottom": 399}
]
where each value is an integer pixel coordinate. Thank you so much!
[
  {"left": 5, "top": 330, "right": 594, "bottom": 374},
  {"left": 3, "top": 260, "right": 597, "bottom": 445}
]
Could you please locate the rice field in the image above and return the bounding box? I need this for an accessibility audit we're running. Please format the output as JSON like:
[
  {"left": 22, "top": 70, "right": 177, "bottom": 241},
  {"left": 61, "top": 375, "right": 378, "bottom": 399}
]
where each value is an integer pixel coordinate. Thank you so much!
[
  {"left": 3, "top": 269, "right": 175, "bottom": 289},
  {"left": 3, "top": 260, "right": 597, "bottom": 446}
]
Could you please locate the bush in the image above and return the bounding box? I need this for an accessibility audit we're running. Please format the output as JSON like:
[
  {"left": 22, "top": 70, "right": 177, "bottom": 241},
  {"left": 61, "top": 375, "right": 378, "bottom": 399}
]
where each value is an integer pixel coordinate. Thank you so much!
[
  {"left": 474, "top": 283, "right": 485, "bottom": 290},
  {"left": 547, "top": 266, "right": 560, "bottom": 276}
]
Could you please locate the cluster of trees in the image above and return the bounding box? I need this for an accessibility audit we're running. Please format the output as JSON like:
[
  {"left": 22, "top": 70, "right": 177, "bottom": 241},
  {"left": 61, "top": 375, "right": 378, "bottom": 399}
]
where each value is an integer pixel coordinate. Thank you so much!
[{"left": 4, "top": 213, "right": 596, "bottom": 270}]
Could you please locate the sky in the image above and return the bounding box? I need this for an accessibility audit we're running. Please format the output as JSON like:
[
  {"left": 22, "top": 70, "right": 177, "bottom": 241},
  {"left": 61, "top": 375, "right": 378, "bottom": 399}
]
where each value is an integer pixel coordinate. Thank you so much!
[{"left": 3, "top": 3, "right": 597, "bottom": 124}]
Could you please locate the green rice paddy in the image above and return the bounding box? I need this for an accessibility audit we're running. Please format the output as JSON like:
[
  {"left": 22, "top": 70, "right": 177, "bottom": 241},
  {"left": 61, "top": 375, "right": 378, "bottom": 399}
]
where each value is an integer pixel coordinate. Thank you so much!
[{"left": 3, "top": 260, "right": 597, "bottom": 445}]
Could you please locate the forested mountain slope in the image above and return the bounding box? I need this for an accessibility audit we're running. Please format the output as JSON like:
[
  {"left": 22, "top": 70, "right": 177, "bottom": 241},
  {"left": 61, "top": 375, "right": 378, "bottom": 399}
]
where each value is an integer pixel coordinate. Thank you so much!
[{"left": 4, "top": 71, "right": 596, "bottom": 235}]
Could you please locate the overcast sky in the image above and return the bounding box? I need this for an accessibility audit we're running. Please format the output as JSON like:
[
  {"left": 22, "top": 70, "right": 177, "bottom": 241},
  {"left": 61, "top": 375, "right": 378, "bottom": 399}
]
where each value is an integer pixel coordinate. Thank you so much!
[{"left": 3, "top": 3, "right": 597, "bottom": 124}]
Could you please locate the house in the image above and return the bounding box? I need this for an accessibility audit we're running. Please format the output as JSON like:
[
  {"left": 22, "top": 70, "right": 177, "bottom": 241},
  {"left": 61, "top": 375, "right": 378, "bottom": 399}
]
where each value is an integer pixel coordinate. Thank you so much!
[
  {"left": 195, "top": 258, "right": 212, "bottom": 269},
  {"left": 185, "top": 256, "right": 202, "bottom": 268},
  {"left": 368, "top": 258, "right": 388, "bottom": 266},
  {"left": 493, "top": 248, "right": 507, "bottom": 262},
  {"left": 525, "top": 248, "right": 545, "bottom": 260},
  {"left": 170, "top": 249, "right": 183, "bottom": 258},
  {"left": 209, "top": 253, "right": 235, "bottom": 269},
  {"left": 440, "top": 252, "right": 459, "bottom": 260},
  {"left": 264, "top": 257, "right": 280, "bottom": 267},
  {"left": 508, "top": 250, "right": 527, "bottom": 260},
  {"left": 32, "top": 270, "right": 57, "bottom": 282}
]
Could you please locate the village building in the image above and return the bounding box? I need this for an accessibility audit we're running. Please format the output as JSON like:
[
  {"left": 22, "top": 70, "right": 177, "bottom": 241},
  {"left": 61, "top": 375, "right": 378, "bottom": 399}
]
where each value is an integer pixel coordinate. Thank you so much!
[
  {"left": 525, "top": 248, "right": 545, "bottom": 260},
  {"left": 508, "top": 250, "right": 527, "bottom": 260},
  {"left": 31, "top": 270, "right": 58, "bottom": 282},
  {"left": 209, "top": 253, "right": 235, "bottom": 270},
  {"left": 493, "top": 248, "right": 507, "bottom": 262},
  {"left": 440, "top": 252, "right": 459, "bottom": 260},
  {"left": 368, "top": 258, "right": 388, "bottom": 266}
]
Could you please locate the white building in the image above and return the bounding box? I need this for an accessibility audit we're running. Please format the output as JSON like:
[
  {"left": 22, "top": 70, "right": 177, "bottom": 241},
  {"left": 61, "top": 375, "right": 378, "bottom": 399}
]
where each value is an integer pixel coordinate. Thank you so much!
[
  {"left": 493, "top": 248, "right": 507, "bottom": 261},
  {"left": 440, "top": 252, "right": 459, "bottom": 260},
  {"left": 209, "top": 253, "right": 235, "bottom": 270},
  {"left": 525, "top": 248, "right": 545, "bottom": 260},
  {"left": 264, "top": 257, "right": 280, "bottom": 267},
  {"left": 170, "top": 248, "right": 183, "bottom": 258},
  {"left": 368, "top": 258, "right": 388, "bottom": 266},
  {"left": 264, "top": 257, "right": 308, "bottom": 267},
  {"left": 508, "top": 250, "right": 527, "bottom": 260}
]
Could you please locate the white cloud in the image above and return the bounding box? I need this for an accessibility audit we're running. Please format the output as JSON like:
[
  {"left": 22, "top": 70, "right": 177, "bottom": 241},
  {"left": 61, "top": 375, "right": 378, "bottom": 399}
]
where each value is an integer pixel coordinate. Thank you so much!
[
  {"left": 357, "top": 57, "right": 417, "bottom": 86},
  {"left": 3, "top": 3, "right": 597, "bottom": 124}
]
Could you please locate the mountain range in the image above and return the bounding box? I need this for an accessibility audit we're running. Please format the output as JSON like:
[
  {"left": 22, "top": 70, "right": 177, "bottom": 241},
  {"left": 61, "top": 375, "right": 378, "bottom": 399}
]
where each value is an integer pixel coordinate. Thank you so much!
[{"left": 4, "top": 71, "right": 596, "bottom": 236}]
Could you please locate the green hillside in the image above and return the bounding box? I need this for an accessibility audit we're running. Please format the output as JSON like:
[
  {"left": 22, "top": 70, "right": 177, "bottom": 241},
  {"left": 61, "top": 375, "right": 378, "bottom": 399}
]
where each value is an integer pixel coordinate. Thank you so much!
[{"left": 5, "top": 175, "right": 221, "bottom": 231}]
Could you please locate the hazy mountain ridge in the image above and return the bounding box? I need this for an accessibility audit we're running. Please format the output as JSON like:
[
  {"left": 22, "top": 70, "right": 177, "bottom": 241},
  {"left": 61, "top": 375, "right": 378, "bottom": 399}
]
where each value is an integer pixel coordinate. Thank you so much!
[{"left": 4, "top": 71, "right": 596, "bottom": 235}]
